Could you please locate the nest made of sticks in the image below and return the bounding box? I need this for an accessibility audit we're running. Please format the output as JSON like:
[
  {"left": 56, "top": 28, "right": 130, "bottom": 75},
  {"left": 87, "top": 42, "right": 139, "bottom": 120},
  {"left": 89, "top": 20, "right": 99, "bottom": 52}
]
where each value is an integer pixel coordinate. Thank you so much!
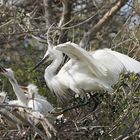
[{"left": 0, "top": 73, "right": 140, "bottom": 140}]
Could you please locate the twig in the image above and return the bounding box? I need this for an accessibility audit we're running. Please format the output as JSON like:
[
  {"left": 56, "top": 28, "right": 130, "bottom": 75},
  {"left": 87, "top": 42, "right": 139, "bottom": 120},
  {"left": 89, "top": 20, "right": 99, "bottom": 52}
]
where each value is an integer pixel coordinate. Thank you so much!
[
  {"left": 43, "top": 0, "right": 53, "bottom": 28},
  {"left": 57, "top": 0, "right": 72, "bottom": 43},
  {"left": 114, "top": 112, "right": 140, "bottom": 140},
  {"left": 0, "top": 19, "right": 14, "bottom": 29},
  {"left": 61, "top": 12, "right": 99, "bottom": 30},
  {"left": 0, "top": 103, "right": 31, "bottom": 109},
  {"left": 79, "top": 0, "right": 129, "bottom": 49}
]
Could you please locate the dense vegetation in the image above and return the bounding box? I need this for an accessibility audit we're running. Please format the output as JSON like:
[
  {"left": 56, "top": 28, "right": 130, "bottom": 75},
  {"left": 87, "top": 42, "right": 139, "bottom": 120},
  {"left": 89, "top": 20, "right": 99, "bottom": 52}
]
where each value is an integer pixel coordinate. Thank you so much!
[{"left": 0, "top": 0, "right": 140, "bottom": 139}]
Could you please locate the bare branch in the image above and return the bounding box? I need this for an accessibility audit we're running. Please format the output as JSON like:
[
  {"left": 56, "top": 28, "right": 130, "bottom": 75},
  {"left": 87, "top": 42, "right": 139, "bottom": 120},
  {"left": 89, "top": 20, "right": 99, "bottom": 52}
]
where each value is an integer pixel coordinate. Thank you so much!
[
  {"left": 43, "top": 0, "right": 53, "bottom": 28},
  {"left": 58, "top": 0, "right": 72, "bottom": 43},
  {"left": 58, "top": 0, "right": 72, "bottom": 27},
  {"left": 79, "top": 0, "right": 129, "bottom": 49}
]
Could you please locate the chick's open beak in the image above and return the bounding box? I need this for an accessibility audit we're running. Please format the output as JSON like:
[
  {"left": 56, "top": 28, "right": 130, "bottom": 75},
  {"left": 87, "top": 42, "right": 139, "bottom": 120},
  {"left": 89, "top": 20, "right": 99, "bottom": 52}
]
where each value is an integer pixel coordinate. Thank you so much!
[
  {"left": 20, "top": 86, "right": 28, "bottom": 93},
  {"left": 0, "top": 66, "right": 7, "bottom": 73}
]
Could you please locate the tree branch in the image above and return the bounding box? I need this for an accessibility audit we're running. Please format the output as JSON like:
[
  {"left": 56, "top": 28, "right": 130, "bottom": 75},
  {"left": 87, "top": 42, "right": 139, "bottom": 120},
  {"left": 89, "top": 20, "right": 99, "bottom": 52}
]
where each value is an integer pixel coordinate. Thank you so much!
[
  {"left": 79, "top": 0, "right": 129, "bottom": 49},
  {"left": 58, "top": 0, "right": 72, "bottom": 43},
  {"left": 43, "top": 0, "right": 53, "bottom": 28}
]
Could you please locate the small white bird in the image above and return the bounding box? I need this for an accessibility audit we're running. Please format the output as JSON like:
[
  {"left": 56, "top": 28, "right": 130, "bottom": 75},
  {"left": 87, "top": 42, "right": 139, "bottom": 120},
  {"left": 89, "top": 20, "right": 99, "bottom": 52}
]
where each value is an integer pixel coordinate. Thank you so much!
[
  {"left": 0, "top": 66, "right": 53, "bottom": 115},
  {"left": 34, "top": 42, "right": 140, "bottom": 102},
  {"left": 0, "top": 67, "right": 56, "bottom": 137},
  {"left": 0, "top": 66, "right": 28, "bottom": 106},
  {"left": 21, "top": 83, "right": 54, "bottom": 115}
]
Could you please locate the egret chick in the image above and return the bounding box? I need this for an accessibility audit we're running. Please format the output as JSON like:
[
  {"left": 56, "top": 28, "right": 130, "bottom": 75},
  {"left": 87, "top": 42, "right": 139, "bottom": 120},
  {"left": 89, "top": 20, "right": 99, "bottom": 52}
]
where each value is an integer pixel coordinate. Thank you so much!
[
  {"left": 22, "top": 83, "right": 54, "bottom": 115},
  {"left": 0, "top": 66, "right": 53, "bottom": 115},
  {"left": 0, "top": 66, "right": 28, "bottom": 106}
]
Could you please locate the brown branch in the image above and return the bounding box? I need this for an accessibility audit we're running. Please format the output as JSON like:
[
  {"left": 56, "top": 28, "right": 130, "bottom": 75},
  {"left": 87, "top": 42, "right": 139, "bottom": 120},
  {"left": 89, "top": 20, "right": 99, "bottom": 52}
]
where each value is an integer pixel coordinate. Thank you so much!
[
  {"left": 43, "top": 0, "right": 53, "bottom": 28},
  {"left": 0, "top": 108, "right": 23, "bottom": 125},
  {"left": 79, "top": 0, "right": 129, "bottom": 49},
  {"left": 58, "top": 0, "right": 72, "bottom": 27},
  {"left": 58, "top": 0, "right": 72, "bottom": 43}
]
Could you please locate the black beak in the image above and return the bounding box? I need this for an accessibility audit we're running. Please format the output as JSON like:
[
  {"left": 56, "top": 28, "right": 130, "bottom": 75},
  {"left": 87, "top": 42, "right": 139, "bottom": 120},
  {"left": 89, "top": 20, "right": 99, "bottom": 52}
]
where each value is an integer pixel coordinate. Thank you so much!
[
  {"left": 0, "top": 66, "right": 7, "bottom": 73},
  {"left": 32, "top": 55, "right": 49, "bottom": 71}
]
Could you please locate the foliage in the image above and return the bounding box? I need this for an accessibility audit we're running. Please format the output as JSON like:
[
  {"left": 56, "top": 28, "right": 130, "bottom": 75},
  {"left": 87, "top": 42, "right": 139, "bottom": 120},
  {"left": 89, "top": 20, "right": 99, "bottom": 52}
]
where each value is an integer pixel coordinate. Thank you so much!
[
  {"left": 55, "top": 73, "right": 140, "bottom": 140},
  {"left": 0, "top": 0, "right": 140, "bottom": 139}
]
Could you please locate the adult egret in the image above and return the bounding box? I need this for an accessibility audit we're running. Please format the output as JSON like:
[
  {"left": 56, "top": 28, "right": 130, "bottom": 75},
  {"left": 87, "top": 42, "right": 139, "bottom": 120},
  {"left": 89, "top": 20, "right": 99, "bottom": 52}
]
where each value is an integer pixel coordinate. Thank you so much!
[
  {"left": 0, "top": 66, "right": 53, "bottom": 115},
  {"left": 34, "top": 42, "right": 140, "bottom": 103}
]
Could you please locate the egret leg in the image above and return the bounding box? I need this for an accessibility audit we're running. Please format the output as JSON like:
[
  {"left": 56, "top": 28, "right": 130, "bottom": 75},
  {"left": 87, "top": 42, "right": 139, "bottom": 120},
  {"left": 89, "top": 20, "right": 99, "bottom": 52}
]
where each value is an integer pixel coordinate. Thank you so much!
[
  {"left": 61, "top": 90, "right": 88, "bottom": 113},
  {"left": 88, "top": 92, "right": 101, "bottom": 112},
  {"left": 62, "top": 90, "right": 101, "bottom": 113},
  {"left": 62, "top": 100, "right": 89, "bottom": 113}
]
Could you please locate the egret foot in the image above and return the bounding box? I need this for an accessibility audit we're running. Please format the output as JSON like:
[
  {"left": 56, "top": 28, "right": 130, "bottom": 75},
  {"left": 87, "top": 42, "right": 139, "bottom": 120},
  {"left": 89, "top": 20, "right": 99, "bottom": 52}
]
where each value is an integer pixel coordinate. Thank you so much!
[
  {"left": 87, "top": 92, "right": 102, "bottom": 112},
  {"left": 62, "top": 91, "right": 101, "bottom": 113}
]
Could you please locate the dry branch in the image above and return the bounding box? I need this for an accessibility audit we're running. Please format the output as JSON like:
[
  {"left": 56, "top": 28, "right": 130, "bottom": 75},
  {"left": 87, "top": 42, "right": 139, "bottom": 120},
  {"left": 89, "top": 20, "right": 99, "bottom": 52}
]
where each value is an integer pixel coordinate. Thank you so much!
[
  {"left": 43, "top": 0, "right": 53, "bottom": 28},
  {"left": 0, "top": 104, "right": 56, "bottom": 140},
  {"left": 58, "top": 0, "right": 72, "bottom": 43},
  {"left": 79, "top": 0, "right": 129, "bottom": 49}
]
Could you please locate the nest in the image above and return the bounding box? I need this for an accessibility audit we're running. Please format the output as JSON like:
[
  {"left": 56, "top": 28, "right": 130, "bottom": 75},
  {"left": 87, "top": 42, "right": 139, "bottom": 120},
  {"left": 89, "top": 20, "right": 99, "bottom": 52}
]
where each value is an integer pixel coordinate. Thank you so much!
[
  {"left": 0, "top": 73, "right": 140, "bottom": 140},
  {"left": 0, "top": 104, "right": 56, "bottom": 140}
]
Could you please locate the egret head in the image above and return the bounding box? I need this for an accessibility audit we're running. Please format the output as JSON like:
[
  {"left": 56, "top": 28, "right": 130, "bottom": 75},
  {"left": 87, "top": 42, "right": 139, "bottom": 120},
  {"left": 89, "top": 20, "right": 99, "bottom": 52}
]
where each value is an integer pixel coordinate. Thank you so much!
[
  {"left": 33, "top": 45, "right": 62, "bottom": 70},
  {"left": 55, "top": 42, "right": 73, "bottom": 52},
  {"left": 27, "top": 83, "right": 38, "bottom": 95},
  {"left": 21, "top": 83, "right": 38, "bottom": 96},
  {"left": 0, "top": 66, "right": 15, "bottom": 79}
]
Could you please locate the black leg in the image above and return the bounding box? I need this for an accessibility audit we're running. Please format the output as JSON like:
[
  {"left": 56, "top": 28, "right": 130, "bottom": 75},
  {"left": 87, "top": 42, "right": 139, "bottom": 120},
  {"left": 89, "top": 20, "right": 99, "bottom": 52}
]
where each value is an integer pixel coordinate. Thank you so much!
[
  {"left": 61, "top": 90, "right": 101, "bottom": 113},
  {"left": 61, "top": 89, "right": 89, "bottom": 113},
  {"left": 89, "top": 93, "right": 101, "bottom": 112}
]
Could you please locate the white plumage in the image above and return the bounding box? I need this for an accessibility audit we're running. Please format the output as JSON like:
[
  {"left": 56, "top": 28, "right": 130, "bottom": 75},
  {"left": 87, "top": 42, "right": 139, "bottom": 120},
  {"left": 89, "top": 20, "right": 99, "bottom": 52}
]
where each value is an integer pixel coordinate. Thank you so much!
[
  {"left": 24, "top": 83, "right": 54, "bottom": 115},
  {"left": 0, "top": 67, "right": 28, "bottom": 106},
  {"left": 34, "top": 42, "right": 140, "bottom": 101},
  {"left": 0, "top": 67, "right": 53, "bottom": 115},
  {"left": 0, "top": 91, "right": 27, "bottom": 105}
]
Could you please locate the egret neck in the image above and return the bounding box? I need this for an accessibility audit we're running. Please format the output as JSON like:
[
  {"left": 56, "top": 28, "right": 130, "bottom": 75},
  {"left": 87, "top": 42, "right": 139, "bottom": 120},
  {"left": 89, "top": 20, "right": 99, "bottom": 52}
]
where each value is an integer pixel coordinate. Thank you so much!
[{"left": 9, "top": 78, "right": 27, "bottom": 106}]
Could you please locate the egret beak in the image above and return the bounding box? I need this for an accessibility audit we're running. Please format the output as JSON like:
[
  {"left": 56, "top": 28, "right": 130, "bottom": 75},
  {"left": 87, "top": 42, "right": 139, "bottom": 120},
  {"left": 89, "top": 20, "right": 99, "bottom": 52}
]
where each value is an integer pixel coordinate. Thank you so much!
[
  {"left": 0, "top": 66, "right": 7, "bottom": 73},
  {"left": 32, "top": 55, "right": 49, "bottom": 70}
]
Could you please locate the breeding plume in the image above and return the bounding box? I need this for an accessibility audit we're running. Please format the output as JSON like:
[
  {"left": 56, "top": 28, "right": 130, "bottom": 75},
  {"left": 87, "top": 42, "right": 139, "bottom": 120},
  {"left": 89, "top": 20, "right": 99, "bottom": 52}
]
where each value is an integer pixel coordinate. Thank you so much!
[
  {"left": 0, "top": 66, "right": 53, "bottom": 115},
  {"left": 34, "top": 42, "right": 140, "bottom": 101}
]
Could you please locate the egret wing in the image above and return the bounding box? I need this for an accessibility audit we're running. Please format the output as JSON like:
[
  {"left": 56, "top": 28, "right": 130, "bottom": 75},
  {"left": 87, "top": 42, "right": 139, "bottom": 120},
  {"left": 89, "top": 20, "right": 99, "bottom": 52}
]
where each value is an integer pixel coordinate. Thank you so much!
[
  {"left": 106, "top": 49, "right": 140, "bottom": 73},
  {"left": 56, "top": 42, "right": 107, "bottom": 77}
]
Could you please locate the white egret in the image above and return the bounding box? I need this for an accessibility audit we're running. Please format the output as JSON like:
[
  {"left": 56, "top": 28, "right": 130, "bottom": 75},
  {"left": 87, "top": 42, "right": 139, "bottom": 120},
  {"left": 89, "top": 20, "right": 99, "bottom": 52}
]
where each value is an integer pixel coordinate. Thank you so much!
[
  {"left": 0, "top": 66, "right": 53, "bottom": 115},
  {"left": 34, "top": 42, "right": 140, "bottom": 103},
  {"left": 0, "top": 66, "right": 27, "bottom": 106},
  {"left": 21, "top": 83, "right": 54, "bottom": 115}
]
